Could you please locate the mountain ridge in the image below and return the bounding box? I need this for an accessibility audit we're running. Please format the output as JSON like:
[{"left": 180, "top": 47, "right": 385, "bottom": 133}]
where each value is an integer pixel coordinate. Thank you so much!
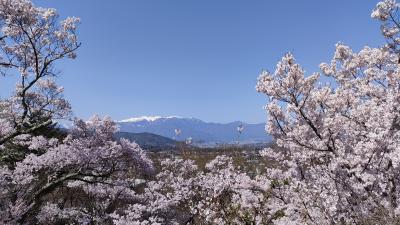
[
  {"left": 117, "top": 116, "right": 271, "bottom": 145},
  {"left": 117, "top": 116, "right": 263, "bottom": 125}
]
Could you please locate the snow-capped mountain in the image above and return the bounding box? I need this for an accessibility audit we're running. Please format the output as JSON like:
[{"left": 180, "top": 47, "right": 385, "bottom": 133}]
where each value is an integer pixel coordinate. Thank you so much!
[{"left": 117, "top": 116, "right": 272, "bottom": 145}]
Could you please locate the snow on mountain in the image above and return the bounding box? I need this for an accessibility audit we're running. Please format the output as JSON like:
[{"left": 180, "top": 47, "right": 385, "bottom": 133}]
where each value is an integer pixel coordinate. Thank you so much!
[
  {"left": 118, "top": 116, "right": 182, "bottom": 123},
  {"left": 116, "top": 116, "right": 272, "bottom": 145}
]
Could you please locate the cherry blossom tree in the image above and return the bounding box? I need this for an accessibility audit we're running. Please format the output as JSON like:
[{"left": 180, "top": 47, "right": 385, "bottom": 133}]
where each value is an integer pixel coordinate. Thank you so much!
[
  {"left": 0, "top": 116, "right": 154, "bottom": 224},
  {"left": 191, "top": 156, "right": 281, "bottom": 224},
  {"left": 0, "top": 0, "right": 80, "bottom": 164},
  {"left": 113, "top": 156, "right": 282, "bottom": 225},
  {"left": 0, "top": 1, "right": 155, "bottom": 224},
  {"left": 256, "top": 0, "right": 400, "bottom": 224}
]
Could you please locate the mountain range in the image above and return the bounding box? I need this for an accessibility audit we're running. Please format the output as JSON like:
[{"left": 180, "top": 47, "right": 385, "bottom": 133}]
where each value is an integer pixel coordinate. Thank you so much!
[{"left": 117, "top": 116, "right": 272, "bottom": 146}]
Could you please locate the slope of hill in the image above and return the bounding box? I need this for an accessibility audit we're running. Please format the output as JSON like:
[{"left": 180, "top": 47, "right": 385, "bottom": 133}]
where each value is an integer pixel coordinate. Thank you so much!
[{"left": 114, "top": 132, "right": 178, "bottom": 150}]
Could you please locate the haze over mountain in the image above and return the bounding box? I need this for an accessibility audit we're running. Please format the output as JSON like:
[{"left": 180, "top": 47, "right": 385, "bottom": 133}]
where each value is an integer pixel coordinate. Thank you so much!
[{"left": 117, "top": 116, "right": 272, "bottom": 145}]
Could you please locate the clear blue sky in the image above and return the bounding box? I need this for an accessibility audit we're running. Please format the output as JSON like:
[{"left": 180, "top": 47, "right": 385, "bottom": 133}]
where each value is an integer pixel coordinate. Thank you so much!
[{"left": 9, "top": 1, "right": 385, "bottom": 123}]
